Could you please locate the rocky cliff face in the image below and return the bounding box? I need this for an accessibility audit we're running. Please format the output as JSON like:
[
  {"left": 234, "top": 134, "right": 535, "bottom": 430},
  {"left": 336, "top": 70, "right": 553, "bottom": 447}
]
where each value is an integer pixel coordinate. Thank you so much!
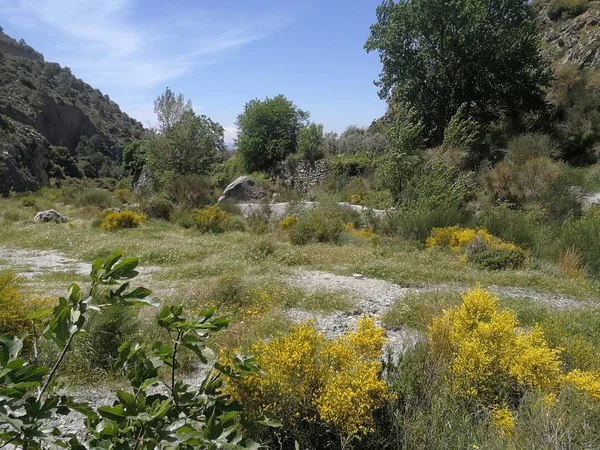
[
  {"left": 536, "top": 0, "right": 600, "bottom": 69},
  {"left": 0, "top": 29, "right": 144, "bottom": 194}
]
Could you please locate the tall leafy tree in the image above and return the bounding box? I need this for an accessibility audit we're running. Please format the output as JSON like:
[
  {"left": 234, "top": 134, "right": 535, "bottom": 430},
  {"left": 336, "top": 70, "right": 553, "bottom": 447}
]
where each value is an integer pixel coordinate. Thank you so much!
[
  {"left": 154, "top": 87, "right": 193, "bottom": 133},
  {"left": 236, "top": 95, "right": 309, "bottom": 172},
  {"left": 147, "top": 89, "right": 226, "bottom": 189},
  {"left": 365, "top": 0, "right": 551, "bottom": 143}
]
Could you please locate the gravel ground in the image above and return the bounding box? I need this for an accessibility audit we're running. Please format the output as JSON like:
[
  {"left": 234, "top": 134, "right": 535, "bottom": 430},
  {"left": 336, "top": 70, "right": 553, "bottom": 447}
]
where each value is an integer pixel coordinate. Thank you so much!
[{"left": 0, "top": 246, "right": 90, "bottom": 278}]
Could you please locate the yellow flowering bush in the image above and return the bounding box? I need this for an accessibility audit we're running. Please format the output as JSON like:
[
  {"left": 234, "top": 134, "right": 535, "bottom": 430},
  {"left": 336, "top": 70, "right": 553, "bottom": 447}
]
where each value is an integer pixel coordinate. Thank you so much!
[
  {"left": 0, "top": 271, "right": 29, "bottom": 338},
  {"left": 429, "top": 286, "right": 562, "bottom": 404},
  {"left": 490, "top": 406, "right": 515, "bottom": 435},
  {"left": 224, "top": 317, "right": 389, "bottom": 442},
  {"left": 0, "top": 271, "right": 54, "bottom": 347},
  {"left": 562, "top": 369, "right": 600, "bottom": 401},
  {"left": 278, "top": 215, "right": 297, "bottom": 231},
  {"left": 426, "top": 226, "right": 515, "bottom": 252},
  {"left": 193, "top": 205, "right": 232, "bottom": 233},
  {"left": 100, "top": 210, "right": 145, "bottom": 230},
  {"left": 426, "top": 226, "right": 527, "bottom": 270},
  {"left": 344, "top": 223, "right": 380, "bottom": 245},
  {"left": 113, "top": 188, "right": 132, "bottom": 203}
]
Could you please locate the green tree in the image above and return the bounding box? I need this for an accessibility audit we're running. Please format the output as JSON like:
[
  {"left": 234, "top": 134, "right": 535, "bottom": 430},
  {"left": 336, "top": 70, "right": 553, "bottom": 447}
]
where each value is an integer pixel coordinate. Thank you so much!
[
  {"left": 154, "top": 87, "right": 193, "bottom": 133},
  {"left": 122, "top": 139, "right": 149, "bottom": 181},
  {"left": 147, "top": 89, "right": 226, "bottom": 190},
  {"left": 298, "top": 123, "right": 325, "bottom": 162},
  {"left": 365, "top": 0, "right": 551, "bottom": 143},
  {"left": 147, "top": 110, "right": 226, "bottom": 189},
  {"left": 235, "top": 95, "right": 309, "bottom": 172}
]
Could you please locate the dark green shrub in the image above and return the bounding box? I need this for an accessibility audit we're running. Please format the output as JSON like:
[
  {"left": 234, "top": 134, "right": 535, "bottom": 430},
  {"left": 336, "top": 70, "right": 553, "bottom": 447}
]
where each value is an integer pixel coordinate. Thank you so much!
[
  {"left": 469, "top": 247, "right": 529, "bottom": 270},
  {"left": 169, "top": 174, "right": 214, "bottom": 208},
  {"left": 547, "top": 0, "right": 588, "bottom": 20},
  {"left": 479, "top": 206, "right": 550, "bottom": 249},
  {"left": 20, "top": 195, "right": 37, "bottom": 208},
  {"left": 142, "top": 196, "right": 174, "bottom": 220},
  {"left": 288, "top": 207, "right": 345, "bottom": 245}
]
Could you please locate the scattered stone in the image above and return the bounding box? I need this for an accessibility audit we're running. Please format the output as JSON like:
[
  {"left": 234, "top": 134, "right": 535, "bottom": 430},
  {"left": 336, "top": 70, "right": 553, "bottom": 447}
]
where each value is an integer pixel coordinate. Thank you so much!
[
  {"left": 218, "top": 176, "right": 266, "bottom": 203},
  {"left": 34, "top": 209, "right": 67, "bottom": 223}
]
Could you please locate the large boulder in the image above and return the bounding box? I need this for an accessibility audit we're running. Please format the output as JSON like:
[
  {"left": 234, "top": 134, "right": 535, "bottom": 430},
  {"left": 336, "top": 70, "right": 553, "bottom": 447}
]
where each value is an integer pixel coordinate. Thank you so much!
[
  {"left": 218, "top": 176, "right": 265, "bottom": 203},
  {"left": 34, "top": 209, "right": 67, "bottom": 223}
]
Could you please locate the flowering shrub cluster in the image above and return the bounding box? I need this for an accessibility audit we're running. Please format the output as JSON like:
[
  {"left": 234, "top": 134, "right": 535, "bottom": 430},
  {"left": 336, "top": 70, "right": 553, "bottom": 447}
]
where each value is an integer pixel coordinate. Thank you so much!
[
  {"left": 223, "top": 317, "right": 389, "bottom": 444},
  {"left": 278, "top": 215, "right": 297, "bottom": 230},
  {"left": 426, "top": 226, "right": 528, "bottom": 270},
  {"left": 429, "top": 286, "right": 562, "bottom": 405},
  {"left": 193, "top": 205, "right": 232, "bottom": 233},
  {"left": 429, "top": 286, "right": 600, "bottom": 433},
  {"left": 344, "top": 222, "right": 376, "bottom": 239},
  {"left": 426, "top": 226, "right": 515, "bottom": 252},
  {"left": 0, "top": 271, "right": 53, "bottom": 342},
  {"left": 100, "top": 210, "right": 145, "bottom": 230}
]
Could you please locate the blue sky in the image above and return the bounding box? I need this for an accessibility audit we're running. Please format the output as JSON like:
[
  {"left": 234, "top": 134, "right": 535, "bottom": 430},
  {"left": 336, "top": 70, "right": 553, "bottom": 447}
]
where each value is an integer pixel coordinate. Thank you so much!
[{"left": 0, "top": 0, "right": 387, "bottom": 142}]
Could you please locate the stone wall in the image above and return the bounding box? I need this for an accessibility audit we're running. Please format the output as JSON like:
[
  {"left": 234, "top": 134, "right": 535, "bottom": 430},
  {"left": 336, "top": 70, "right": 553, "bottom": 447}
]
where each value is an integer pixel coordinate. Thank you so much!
[{"left": 273, "top": 159, "right": 330, "bottom": 193}]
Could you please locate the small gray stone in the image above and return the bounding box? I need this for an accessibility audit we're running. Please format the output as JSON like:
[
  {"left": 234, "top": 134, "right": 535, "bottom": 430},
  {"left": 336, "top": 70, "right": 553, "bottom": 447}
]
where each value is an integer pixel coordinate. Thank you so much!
[{"left": 34, "top": 209, "right": 67, "bottom": 223}]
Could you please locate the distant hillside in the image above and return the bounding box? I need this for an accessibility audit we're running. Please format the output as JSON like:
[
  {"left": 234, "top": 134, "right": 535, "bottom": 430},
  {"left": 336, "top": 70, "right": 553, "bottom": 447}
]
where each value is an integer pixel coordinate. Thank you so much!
[
  {"left": 0, "top": 28, "right": 144, "bottom": 194},
  {"left": 535, "top": 0, "right": 600, "bottom": 69}
]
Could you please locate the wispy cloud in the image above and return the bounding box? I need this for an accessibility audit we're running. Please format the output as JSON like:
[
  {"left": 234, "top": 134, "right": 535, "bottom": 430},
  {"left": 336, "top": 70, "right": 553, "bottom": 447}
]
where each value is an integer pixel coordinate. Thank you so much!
[{"left": 0, "top": 0, "right": 289, "bottom": 87}]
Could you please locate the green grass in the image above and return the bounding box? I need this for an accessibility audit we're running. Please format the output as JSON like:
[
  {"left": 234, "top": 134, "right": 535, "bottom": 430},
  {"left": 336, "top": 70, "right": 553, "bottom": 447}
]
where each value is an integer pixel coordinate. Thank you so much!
[
  {"left": 299, "top": 291, "right": 356, "bottom": 313},
  {"left": 2, "top": 192, "right": 600, "bottom": 301},
  {"left": 382, "top": 290, "right": 461, "bottom": 331}
]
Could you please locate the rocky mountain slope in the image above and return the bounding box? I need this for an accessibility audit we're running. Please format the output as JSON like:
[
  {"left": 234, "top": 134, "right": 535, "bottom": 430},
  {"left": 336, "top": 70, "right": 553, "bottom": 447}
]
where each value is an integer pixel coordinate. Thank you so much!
[
  {"left": 535, "top": 0, "right": 600, "bottom": 69},
  {"left": 0, "top": 29, "right": 144, "bottom": 194}
]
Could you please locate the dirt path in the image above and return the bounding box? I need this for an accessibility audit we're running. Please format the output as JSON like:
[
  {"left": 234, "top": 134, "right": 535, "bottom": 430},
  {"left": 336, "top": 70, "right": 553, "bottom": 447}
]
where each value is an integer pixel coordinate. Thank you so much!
[{"left": 0, "top": 246, "right": 90, "bottom": 278}]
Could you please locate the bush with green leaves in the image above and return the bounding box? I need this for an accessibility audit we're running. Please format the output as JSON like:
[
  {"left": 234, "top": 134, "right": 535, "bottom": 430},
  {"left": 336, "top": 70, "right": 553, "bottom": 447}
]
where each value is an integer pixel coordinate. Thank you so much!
[
  {"left": 468, "top": 247, "right": 529, "bottom": 271},
  {"left": 142, "top": 196, "right": 174, "bottom": 220},
  {"left": 560, "top": 208, "right": 600, "bottom": 276},
  {"left": 0, "top": 251, "right": 274, "bottom": 449},
  {"left": 377, "top": 103, "right": 426, "bottom": 202},
  {"left": 20, "top": 195, "right": 37, "bottom": 208},
  {"left": 297, "top": 123, "right": 325, "bottom": 162},
  {"left": 287, "top": 206, "right": 345, "bottom": 245},
  {"left": 380, "top": 205, "right": 472, "bottom": 242}
]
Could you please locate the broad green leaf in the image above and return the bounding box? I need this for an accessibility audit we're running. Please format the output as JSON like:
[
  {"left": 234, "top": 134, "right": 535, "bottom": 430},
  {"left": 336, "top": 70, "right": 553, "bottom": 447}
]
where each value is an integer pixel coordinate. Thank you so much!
[{"left": 97, "top": 405, "right": 127, "bottom": 422}]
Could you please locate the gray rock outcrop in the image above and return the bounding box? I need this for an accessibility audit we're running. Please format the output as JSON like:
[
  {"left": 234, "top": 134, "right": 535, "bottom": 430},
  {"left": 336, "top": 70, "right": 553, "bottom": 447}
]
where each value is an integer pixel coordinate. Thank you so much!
[
  {"left": 218, "top": 176, "right": 265, "bottom": 203},
  {"left": 34, "top": 209, "right": 67, "bottom": 223}
]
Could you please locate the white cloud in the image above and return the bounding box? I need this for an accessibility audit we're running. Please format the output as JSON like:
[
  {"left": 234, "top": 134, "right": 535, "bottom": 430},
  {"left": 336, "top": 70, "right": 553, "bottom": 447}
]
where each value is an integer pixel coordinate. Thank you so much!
[
  {"left": 0, "top": 0, "right": 288, "bottom": 89},
  {"left": 223, "top": 126, "right": 238, "bottom": 144}
]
